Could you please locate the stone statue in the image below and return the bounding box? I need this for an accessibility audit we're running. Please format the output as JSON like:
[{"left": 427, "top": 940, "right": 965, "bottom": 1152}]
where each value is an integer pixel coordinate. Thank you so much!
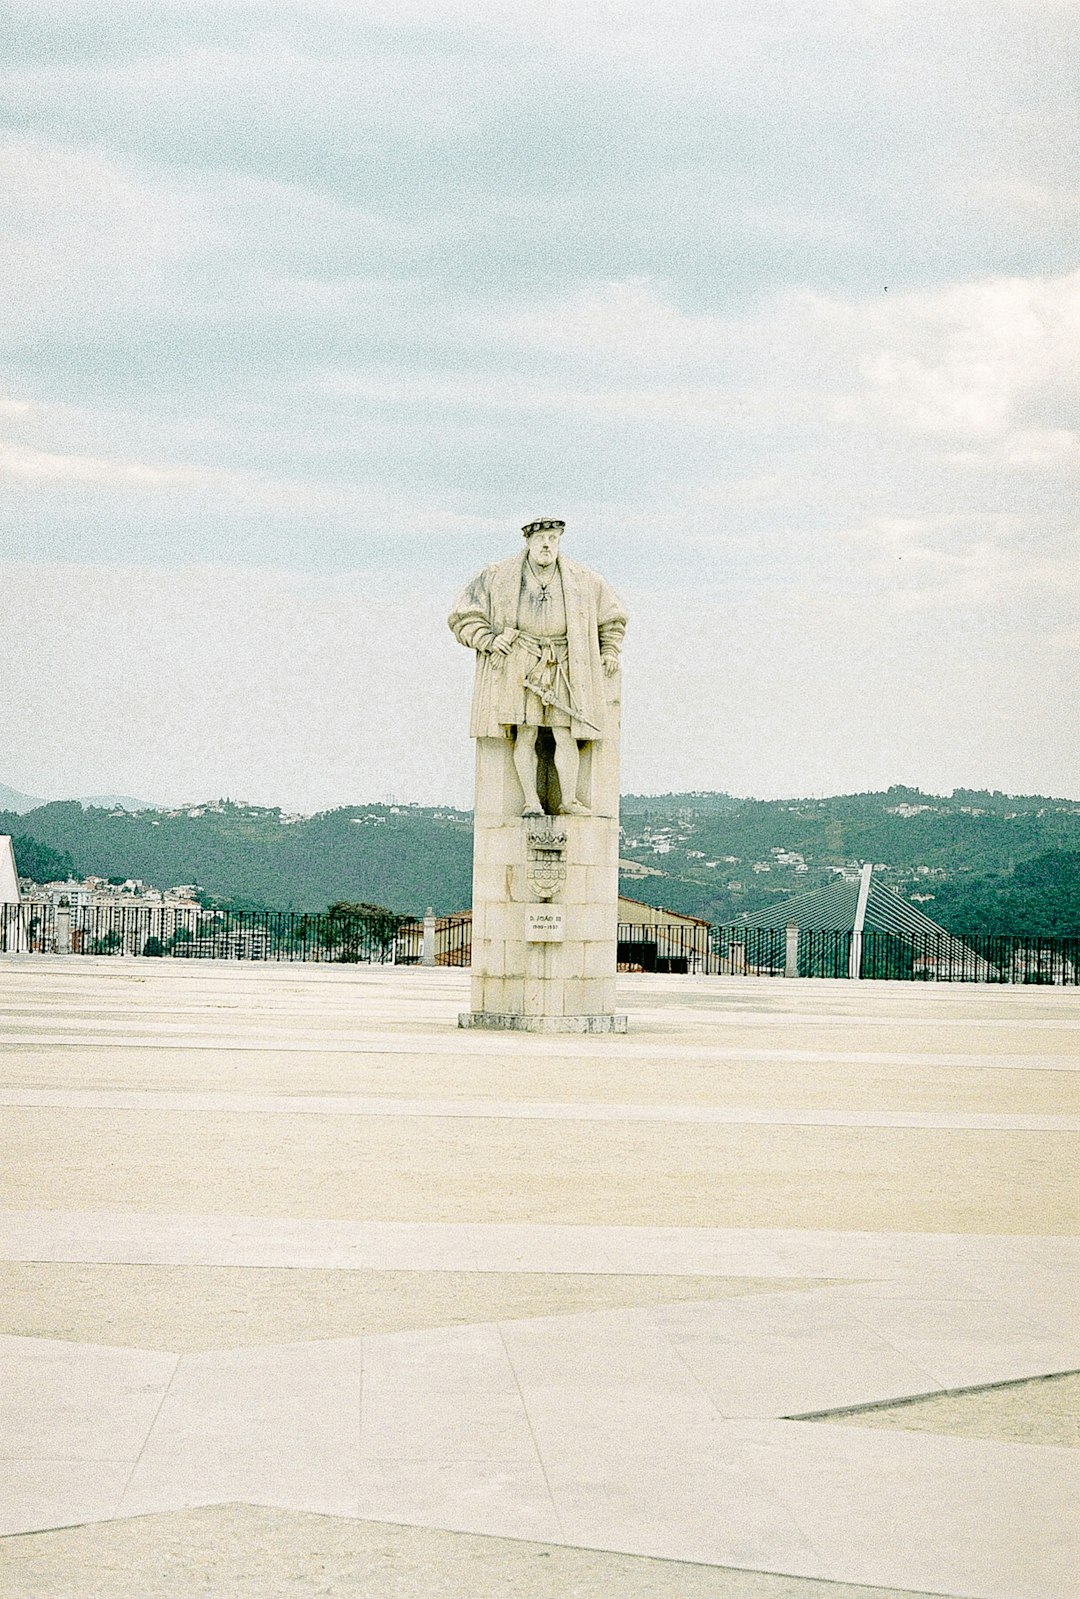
[
  {"left": 452, "top": 520, "right": 629, "bottom": 1031},
  {"left": 449, "top": 519, "right": 628, "bottom": 816}
]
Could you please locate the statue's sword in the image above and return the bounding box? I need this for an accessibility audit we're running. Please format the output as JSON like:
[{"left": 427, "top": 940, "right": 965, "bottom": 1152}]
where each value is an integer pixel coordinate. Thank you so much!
[
  {"left": 492, "top": 629, "right": 603, "bottom": 735},
  {"left": 523, "top": 650, "right": 602, "bottom": 735}
]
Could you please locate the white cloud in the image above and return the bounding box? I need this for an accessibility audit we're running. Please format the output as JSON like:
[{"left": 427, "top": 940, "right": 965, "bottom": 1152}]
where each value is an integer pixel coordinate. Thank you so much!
[
  {"left": 1, "top": 4, "right": 1077, "bottom": 801},
  {"left": 0, "top": 137, "right": 195, "bottom": 332},
  {"left": 845, "top": 273, "right": 1080, "bottom": 441},
  {"left": 0, "top": 440, "right": 197, "bottom": 489},
  {"left": 834, "top": 513, "right": 1080, "bottom": 610},
  {"left": 501, "top": 271, "right": 1080, "bottom": 441},
  {"left": 1002, "top": 428, "right": 1080, "bottom": 466}
]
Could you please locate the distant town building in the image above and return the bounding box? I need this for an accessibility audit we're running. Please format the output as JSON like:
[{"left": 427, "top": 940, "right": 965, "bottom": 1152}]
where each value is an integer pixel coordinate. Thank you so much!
[
  {"left": 615, "top": 896, "right": 711, "bottom": 973},
  {"left": 15, "top": 874, "right": 201, "bottom": 956}
]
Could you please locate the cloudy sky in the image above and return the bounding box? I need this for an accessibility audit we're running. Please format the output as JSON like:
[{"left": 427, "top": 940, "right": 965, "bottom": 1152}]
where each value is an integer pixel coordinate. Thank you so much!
[{"left": 2, "top": 0, "right": 1078, "bottom": 810}]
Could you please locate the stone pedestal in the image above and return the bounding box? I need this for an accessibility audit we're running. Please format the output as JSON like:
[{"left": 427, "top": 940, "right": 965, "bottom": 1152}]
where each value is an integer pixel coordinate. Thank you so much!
[{"left": 459, "top": 697, "right": 625, "bottom": 1033}]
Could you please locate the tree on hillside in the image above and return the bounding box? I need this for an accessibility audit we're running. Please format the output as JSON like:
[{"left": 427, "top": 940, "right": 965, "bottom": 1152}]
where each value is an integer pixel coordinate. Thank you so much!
[
  {"left": 322, "top": 901, "right": 409, "bottom": 962},
  {"left": 10, "top": 835, "right": 79, "bottom": 884},
  {"left": 933, "top": 851, "right": 1080, "bottom": 936},
  {"left": 5, "top": 791, "right": 1080, "bottom": 930}
]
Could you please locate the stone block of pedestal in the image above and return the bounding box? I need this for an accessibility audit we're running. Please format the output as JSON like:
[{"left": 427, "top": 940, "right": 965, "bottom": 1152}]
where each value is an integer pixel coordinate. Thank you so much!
[{"left": 459, "top": 725, "right": 625, "bottom": 1033}]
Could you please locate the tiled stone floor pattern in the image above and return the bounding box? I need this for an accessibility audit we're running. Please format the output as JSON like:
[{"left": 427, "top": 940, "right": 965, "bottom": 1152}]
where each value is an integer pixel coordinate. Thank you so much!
[
  {"left": 0, "top": 1503, "right": 981, "bottom": 1599},
  {"left": 815, "top": 1371, "right": 1080, "bottom": 1448},
  {"left": 3, "top": 1085, "right": 1077, "bottom": 1127},
  {"left": 0, "top": 1260, "right": 826, "bottom": 1350},
  {"left": 1, "top": 957, "right": 1078, "bottom": 1599}
]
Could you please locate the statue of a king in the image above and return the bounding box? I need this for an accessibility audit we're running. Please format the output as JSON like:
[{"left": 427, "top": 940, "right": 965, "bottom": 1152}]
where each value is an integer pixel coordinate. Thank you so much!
[{"left": 448, "top": 519, "right": 628, "bottom": 816}]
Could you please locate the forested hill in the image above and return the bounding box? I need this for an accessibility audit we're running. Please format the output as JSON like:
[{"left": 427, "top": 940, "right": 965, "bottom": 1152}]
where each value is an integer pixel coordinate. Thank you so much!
[
  {"left": 2, "top": 800, "right": 473, "bottom": 917},
  {"left": 617, "top": 788, "right": 1080, "bottom": 936},
  {"left": 4, "top": 785, "right": 1080, "bottom": 933}
]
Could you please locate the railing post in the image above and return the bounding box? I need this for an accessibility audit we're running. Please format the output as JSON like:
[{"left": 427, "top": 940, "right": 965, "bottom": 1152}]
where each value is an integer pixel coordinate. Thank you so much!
[
  {"left": 56, "top": 897, "right": 72, "bottom": 955},
  {"left": 421, "top": 907, "right": 437, "bottom": 967},
  {"left": 784, "top": 921, "right": 799, "bottom": 978}
]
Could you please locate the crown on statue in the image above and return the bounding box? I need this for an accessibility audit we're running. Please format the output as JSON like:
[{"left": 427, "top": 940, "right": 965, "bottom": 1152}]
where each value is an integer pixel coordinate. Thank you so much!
[{"left": 521, "top": 519, "right": 565, "bottom": 535}]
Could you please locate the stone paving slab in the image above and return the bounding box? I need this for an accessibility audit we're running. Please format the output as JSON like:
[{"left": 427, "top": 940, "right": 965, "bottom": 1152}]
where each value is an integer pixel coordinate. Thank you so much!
[
  {"left": 3, "top": 1292, "right": 1078, "bottom": 1595},
  {"left": 3, "top": 1086, "right": 1077, "bottom": 1128},
  {"left": 0, "top": 1503, "right": 959, "bottom": 1599},
  {"left": 6, "top": 1112, "right": 1074, "bottom": 1230},
  {"left": 0, "top": 1260, "right": 821, "bottom": 1351},
  {"left": 5, "top": 1209, "right": 1076, "bottom": 1277},
  {"left": 719, "top": 1419, "right": 1079, "bottom": 1598},
  {"left": 3, "top": 1030, "right": 1079, "bottom": 1071},
  {"left": 1, "top": 958, "right": 1077, "bottom": 1598},
  {"left": 0, "top": 1335, "right": 178, "bottom": 1465}
]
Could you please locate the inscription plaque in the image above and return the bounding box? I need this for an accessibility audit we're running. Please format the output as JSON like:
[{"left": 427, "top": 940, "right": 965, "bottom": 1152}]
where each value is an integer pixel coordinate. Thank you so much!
[{"left": 526, "top": 904, "right": 565, "bottom": 942}]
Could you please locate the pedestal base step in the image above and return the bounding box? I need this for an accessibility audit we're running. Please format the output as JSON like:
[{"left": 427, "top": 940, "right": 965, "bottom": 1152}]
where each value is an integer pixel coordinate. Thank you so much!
[{"left": 458, "top": 1011, "right": 628, "bottom": 1034}]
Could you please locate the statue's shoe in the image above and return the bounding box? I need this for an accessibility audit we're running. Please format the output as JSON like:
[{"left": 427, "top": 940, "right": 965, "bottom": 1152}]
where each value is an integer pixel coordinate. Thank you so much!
[
  {"left": 561, "top": 802, "right": 592, "bottom": 817},
  {"left": 521, "top": 804, "right": 544, "bottom": 817}
]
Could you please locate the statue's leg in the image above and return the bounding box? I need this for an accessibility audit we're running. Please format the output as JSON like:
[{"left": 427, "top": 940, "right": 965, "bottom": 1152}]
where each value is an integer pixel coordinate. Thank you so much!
[
  {"left": 553, "top": 728, "right": 590, "bottom": 815},
  {"left": 512, "top": 726, "right": 544, "bottom": 815}
]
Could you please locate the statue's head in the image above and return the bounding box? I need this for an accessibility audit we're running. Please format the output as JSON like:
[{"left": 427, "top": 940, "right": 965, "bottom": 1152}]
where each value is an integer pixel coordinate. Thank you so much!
[{"left": 522, "top": 518, "right": 564, "bottom": 569}]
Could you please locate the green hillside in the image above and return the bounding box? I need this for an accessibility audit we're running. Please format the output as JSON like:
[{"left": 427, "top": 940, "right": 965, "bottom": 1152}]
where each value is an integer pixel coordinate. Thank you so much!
[
  {"left": 2, "top": 800, "right": 473, "bottom": 917},
  {"left": 6, "top": 834, "right": 78, "bottom": 886},
  {"left": 617, "top": 787, "right": 1080, "bottom": 935},
  {"left": 4, "top": 784, "right": 1080, "bottom": 934},
  {"left": 929, "top": 851, "right": 1080, "bottom": 938}
]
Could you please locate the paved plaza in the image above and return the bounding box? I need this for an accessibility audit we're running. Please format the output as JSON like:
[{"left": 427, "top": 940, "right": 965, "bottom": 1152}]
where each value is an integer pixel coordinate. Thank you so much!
[{"left": 0, "top": 956, "right": 1077, "bottom": 1598}]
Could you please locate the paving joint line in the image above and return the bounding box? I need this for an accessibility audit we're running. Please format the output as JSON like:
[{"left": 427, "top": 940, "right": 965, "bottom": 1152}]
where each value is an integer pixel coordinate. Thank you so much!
[
  {"left": 495, "top": 1320, "right": 566, "bottom": 1542},
  {"left": 786, "top": 1366, "right": 1080, "bottom": 1421}
]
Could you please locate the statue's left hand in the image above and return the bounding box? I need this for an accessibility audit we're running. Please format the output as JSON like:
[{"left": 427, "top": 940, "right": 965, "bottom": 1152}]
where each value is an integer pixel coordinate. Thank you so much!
[{"left": 601, "top": 652, "right": 619, "bottom": 677}]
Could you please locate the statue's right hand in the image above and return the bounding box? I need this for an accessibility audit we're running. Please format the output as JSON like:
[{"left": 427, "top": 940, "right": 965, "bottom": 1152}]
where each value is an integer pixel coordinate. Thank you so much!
[{"left": 489, "top": 629, "right": 516, "bottom": 656}]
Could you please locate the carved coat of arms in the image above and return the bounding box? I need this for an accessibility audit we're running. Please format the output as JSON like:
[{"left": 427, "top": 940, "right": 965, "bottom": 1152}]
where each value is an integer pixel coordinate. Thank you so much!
[{"left": 525, "top": 818, "right": 567, "bottom": 901}]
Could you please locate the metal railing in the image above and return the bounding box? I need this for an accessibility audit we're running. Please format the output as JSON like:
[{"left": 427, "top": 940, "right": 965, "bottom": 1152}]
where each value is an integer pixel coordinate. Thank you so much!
[
  {"left": 617, "top": 922, "right": 712, "bottom": 973},
  {"left": 859, "top": 928, "right": 1079, "bottom": 984},
  {"left": 394, "top": 913, "right": 472, "bottom": 966},
  {"left": 712, "top": 926, "right": 851, "bottom": 977},
  {"left": 436, "top": 913, "right": 472, "bottom": 967},
  {"left": 714, "top": 925, "right": 1079, "bottom": 983},
  {"left": 3, "top": 902, "right": 1077, "bottom": 983},
  {"left": 1, "top": 903, "right": 403, "bottom": 964},
  {"left": 619, "top": 921, "right": 1079, "bottom": 983}
]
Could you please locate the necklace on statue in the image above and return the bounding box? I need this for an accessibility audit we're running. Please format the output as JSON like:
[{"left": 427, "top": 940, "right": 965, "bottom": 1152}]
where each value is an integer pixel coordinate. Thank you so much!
[{"left": 530, "top": 559, "right": 552, "bottom": 603}]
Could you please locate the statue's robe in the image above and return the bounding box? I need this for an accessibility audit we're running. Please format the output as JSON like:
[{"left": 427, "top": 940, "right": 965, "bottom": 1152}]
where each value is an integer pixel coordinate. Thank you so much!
[{"left": 449, "top": 551, "right": 627, "bottom": 741}]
